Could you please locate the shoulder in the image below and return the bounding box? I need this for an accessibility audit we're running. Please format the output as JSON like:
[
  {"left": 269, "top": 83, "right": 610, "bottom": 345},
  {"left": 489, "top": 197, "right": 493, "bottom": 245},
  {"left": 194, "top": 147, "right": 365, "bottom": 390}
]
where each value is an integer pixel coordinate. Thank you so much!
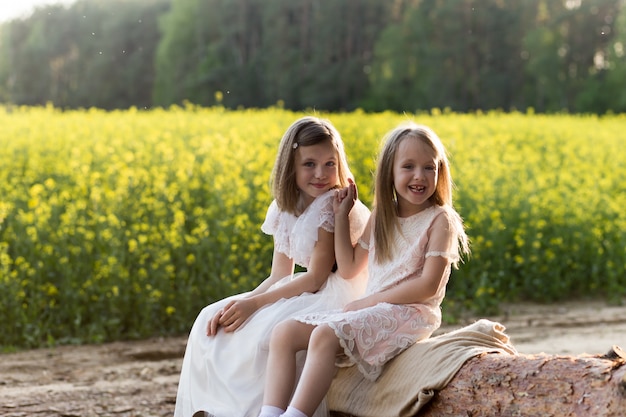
[
  {"left": 419, "top": 206, "right": 461, "bottom": 243},
  {"left": 351, "top": 198, "right": 371, "bottom": 218},
  {"left": 430, "top": 205, "right": 463, "bottom": 229},
  {"left": 261, "top": 199, "right": 294, "bottom": 235},
  {"left": 429, "top": 205, "right": 469, "bottom": 253},
  {"left": 349, "top": 198, "right": 371, "bottom": 230},
  {"left": 266, "top": 199, "right": 280, "bottom": 215}
]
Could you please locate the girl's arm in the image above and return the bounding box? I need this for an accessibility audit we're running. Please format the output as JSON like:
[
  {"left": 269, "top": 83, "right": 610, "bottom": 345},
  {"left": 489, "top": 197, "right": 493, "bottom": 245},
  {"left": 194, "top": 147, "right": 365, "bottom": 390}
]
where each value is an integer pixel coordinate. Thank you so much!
[
  {"left": 346, "top": 256, "right": 448, "bottom": 311},
  {"left": 209, "top": 227, "right": 336, "bottom": 334},
  {"left": 334, "top": 180, "right": 369, "bottom": 279},
  {"left": 249, "top": 249, "right": 295, "bottom": 296},
  {"left": 345, "top": 213, "right": 454, "bottom": 311},
  {"left": 253, "top": 228, "right": 335, "bottom": 301}
]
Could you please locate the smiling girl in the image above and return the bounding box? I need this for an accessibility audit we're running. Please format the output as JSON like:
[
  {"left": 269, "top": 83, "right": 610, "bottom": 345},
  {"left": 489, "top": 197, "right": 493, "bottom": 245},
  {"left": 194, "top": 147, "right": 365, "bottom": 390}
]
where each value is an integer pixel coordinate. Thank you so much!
[{"left": 174, "top": 116, "right": 370, "bottom": 417}]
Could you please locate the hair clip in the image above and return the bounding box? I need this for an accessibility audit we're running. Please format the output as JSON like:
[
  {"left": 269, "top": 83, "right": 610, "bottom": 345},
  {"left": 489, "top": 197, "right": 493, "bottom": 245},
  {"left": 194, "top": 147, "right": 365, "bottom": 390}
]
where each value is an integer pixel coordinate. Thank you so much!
[{"left": 292, "top": 142, "right": 299, "bottom": 149}]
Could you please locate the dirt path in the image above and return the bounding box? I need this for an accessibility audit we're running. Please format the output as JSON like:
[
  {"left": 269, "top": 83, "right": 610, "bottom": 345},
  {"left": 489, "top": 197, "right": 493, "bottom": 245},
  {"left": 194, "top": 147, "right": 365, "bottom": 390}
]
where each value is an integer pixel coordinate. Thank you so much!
[{"left": 1, "top": 301, "right": 625, "bottom": 417}]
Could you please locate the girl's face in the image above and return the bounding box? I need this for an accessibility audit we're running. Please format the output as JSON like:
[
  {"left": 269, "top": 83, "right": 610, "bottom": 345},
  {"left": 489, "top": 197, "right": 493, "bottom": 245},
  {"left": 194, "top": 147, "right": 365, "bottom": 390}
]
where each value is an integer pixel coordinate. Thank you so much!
[
  {"left": 393, "top": 137, "right": 438, "bottom": 217},
  {"left": 294, "top": 140, "right": 338, "bottom": 207}
]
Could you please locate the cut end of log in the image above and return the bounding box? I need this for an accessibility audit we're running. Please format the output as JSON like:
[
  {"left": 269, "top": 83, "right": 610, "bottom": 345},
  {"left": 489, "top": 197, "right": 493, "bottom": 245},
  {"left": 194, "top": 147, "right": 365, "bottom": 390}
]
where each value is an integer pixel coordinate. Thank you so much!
[{"left": 603, "top": 345, "right": 626, "bottom": 361}]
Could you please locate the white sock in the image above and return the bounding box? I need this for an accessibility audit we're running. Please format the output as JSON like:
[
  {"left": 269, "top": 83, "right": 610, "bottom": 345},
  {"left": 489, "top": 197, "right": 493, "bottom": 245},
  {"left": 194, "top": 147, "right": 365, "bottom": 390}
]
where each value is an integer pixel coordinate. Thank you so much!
[
  {"left": 258, "top": 405, "right": 285, "bottom": 417},
  {"left": 280, "top": 406, "right": 308, "bottom": 417}
]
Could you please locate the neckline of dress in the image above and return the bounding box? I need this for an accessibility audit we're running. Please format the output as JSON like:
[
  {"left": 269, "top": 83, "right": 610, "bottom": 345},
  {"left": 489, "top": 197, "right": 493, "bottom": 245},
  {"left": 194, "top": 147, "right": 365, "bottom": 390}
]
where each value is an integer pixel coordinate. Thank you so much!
[
  {"left": 397, "top": 205, "right": 438, "bottom": 223},
  {"left": 295, "top": 189, "right": 335, "bottom": 217}
]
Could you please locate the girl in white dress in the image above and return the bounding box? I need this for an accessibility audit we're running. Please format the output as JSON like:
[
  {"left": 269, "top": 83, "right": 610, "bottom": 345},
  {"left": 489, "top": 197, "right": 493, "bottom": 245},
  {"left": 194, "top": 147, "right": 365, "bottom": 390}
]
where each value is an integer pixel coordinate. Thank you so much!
[
  {"left": 257, "top": 122, "right": 470, "bottom": 417},
  {"left": 174, "top": 116, "right": 370, "bottom": 417}
]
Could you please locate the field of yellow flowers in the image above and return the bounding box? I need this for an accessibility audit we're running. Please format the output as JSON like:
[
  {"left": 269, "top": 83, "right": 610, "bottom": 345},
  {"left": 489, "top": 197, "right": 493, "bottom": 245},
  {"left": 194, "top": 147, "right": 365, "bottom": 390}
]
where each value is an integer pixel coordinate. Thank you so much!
[{"left": 1, "top": 105, "right": 624, "bottom": 349}]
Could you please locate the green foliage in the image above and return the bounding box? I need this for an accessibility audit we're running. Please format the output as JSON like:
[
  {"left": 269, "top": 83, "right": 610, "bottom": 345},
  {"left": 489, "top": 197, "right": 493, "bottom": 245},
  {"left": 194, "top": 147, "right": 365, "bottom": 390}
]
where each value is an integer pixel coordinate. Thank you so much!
[
  {"left": 5, "top": 0, "right": 625, "bottom": 113},
  {"left": 1, "top": 0, "right": 169, "bottom": 109},
  {"left": 154, "top": 0, "right": 390, "bottom": 110},
  {"left": 0, "top": 107, "right": 625, "bottom": 349}
]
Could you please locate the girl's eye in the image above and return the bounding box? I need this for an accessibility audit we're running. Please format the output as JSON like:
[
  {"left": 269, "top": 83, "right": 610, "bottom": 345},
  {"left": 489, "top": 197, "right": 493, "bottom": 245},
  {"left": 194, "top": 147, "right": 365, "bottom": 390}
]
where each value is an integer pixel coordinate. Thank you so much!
[
  {"left": 304, "top": 162, "right": 315, "bottom": 167},
  {"left": 326, "top": 161, "right": 336, "bottom": 167}
]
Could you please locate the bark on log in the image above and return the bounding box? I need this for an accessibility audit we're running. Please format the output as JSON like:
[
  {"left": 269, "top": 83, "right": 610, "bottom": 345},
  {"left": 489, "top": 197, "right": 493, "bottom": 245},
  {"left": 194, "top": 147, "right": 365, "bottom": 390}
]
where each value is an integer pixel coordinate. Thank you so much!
[{"left": 331, "top": 346, "right": 626, "bottom": 417}]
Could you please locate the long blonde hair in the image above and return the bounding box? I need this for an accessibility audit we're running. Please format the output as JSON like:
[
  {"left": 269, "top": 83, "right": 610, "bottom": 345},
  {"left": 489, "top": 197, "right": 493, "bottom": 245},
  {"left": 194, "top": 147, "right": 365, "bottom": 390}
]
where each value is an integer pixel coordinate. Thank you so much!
[
  {"left": 373, "top": 122, "right": 455, "bottom": 263},
  {"left": 270, "top": 116, "right": 353, "bottom": 214}
]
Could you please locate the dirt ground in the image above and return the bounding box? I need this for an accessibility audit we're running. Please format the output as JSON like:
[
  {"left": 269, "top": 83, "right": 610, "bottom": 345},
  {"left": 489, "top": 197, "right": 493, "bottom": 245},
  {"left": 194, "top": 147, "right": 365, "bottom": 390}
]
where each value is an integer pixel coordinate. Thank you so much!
[{"left": 2, "top": 301, "right": 626, "bottom": 417}]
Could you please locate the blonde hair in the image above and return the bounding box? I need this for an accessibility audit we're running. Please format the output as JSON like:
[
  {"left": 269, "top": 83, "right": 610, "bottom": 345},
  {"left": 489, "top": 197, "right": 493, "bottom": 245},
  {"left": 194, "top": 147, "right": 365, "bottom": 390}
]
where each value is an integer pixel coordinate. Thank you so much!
[
  {"left": 373, "top": 122, "right": 454, "bottom": 263},
  {"left": 270, "top": 116, "right": 353, "bottom": 214}
]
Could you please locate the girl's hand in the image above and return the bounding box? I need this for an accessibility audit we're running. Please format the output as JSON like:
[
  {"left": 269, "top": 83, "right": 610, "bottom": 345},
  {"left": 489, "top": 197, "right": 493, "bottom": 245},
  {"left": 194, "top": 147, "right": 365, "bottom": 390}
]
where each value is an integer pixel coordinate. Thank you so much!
[
  {"left": 333, "top": 178, "right": 357, "bottom": 216},
  {"left": 207, "top": 307, "right": 226, "bottom": 336},
  {"left": 206, "top": 298, "right": 258, "bottom": 335},
  {"left": 218, "top": 298, "right": 258, "bottom": 333}
]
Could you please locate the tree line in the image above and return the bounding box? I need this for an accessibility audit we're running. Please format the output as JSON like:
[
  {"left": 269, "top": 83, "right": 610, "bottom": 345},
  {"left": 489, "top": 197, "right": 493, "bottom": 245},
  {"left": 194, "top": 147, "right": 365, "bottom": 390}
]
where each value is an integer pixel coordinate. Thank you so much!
[{"left": 1, "top": 0, "right": 625, "bottom": 113}]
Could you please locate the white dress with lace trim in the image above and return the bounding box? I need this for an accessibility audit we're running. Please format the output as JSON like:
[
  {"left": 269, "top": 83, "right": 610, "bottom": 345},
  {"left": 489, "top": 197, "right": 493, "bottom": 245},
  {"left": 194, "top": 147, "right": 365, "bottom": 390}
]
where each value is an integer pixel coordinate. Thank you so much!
[{"left": 174, "top": 190, "right": 370, "bottom": 417}]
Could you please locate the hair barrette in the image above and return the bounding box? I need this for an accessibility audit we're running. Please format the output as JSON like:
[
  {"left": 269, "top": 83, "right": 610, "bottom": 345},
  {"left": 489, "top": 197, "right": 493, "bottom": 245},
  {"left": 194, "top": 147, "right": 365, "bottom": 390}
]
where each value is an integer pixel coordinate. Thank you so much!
[{"left": 292, "top": 142, "right": 299, "bottom": 149}]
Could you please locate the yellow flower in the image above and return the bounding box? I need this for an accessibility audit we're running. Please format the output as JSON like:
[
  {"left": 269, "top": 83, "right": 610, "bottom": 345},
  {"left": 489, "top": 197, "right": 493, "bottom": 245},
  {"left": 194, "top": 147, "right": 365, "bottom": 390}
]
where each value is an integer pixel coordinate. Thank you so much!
[{"left": 46, "top": 284, "right": 59, "bottom": 297}]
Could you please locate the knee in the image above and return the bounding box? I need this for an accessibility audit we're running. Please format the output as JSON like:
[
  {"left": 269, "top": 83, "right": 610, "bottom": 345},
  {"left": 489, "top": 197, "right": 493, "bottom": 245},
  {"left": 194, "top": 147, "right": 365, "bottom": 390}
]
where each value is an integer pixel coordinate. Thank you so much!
[
  {"left": 271, "top": 320, "right": 292, "bottom": 342},
  {"left": 270, "top": 320, "right": 314, "bottom": 353},
  {"left": 309, "top": 324, "right": 338, "bottom": 353},
  {"left": 270, "top": 320, "right": 298, "bottom": 350}
]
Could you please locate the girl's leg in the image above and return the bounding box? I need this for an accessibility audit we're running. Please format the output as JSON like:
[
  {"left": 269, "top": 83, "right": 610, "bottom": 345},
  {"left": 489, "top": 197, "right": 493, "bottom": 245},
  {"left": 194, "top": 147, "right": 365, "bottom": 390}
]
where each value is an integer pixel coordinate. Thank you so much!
[
  {"left": 262, "top": 319, "right": 316, "bottom": 410},
  {"left": 289, "top": 324, "right": 342, "bottom": 417}
]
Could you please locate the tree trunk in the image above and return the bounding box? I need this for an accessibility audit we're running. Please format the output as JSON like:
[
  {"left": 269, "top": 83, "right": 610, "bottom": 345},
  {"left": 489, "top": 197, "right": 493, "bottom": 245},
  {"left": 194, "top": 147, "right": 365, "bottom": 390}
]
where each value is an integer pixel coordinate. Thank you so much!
[{"left": 331, "top": 346, "right": 626, "bottom": 417}]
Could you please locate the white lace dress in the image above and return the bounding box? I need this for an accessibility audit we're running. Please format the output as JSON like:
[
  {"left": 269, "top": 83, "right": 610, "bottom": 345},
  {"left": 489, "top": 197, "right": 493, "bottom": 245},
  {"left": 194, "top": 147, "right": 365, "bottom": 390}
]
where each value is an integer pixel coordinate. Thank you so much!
[
  {"left": 297, "top": 205, "right": 464, "bottom": 381},
  {"left": 174, "top": 190, "right": 370, "bottom": 417}
]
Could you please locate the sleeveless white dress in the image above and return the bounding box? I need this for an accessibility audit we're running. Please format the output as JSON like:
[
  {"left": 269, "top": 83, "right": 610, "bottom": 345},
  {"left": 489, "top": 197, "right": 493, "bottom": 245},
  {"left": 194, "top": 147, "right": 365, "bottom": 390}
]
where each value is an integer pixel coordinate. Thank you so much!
[
  {"left": 174, "top": 190, "right": 370, "bottom": 417},
  {"left": 297, "top": 205, "right": 465, "bottom": 381}
]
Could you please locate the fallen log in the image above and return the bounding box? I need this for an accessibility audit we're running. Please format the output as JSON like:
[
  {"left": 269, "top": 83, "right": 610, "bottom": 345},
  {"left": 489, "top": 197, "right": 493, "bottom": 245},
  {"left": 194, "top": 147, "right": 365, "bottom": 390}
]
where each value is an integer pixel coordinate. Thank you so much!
[
  {"left": 328, "top": 319, "right": 626, "bottom": 417},
  {"left": 330, "top": 346, "right": 626, "bottom": 417}
]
